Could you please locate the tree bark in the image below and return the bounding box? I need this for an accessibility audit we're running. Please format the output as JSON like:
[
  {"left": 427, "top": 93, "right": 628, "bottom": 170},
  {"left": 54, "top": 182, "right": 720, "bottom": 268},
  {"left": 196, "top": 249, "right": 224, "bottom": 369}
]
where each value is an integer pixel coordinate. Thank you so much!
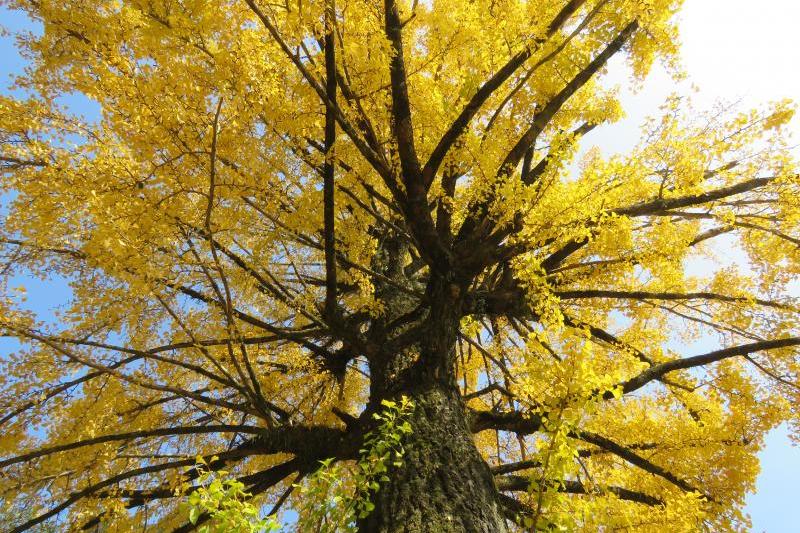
[
  {"left": 358, "top": 236, "right": 508, "bottom": 533},
  {"left": 359, "top": 267, "right": 509, "bottom": 532},
  {"left": 358, "top": 385, "right": 509, "bottom": 533}
]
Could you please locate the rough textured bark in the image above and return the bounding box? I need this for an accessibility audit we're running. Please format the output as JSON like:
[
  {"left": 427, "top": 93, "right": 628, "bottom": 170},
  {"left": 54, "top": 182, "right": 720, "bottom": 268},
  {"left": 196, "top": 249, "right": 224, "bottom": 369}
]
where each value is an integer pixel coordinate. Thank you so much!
[
  {"left": 358, "top": 243, "right": 509, "bottom": 532},
  {"left": 358, "top": 385, "right": 508, "bottom": 532}
]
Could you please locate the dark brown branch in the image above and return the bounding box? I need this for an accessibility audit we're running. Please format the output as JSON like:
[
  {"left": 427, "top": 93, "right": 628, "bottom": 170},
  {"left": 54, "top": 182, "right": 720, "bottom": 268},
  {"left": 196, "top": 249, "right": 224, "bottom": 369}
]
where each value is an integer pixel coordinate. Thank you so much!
[
  {"left": 455, "top": 21, "right": 638, "bottom": 262},
  {"left": 618, "top": 337, "right": 800, "bottom": 396},
  {"left": 556, "top": 290, "right": 791, "bottom": 310},
  {"left": 10, "top": 450, "right": 246, "bottom": 533},
  {"left": 323, "top": 0, "right": 338, "bottom": 319},
  {"left": 575, "top": 431, "right": 706, "bottom": 498},
  {"left": 491, "top": 459, "right": 541, "bottom": 475},
  {"left": 0, "top": 355, "right": 141, "bottom": 427},
  {"left": 383, "top": 0, "right": 450, "bottom": 270},
  {"left": 469, "top": 409, "right": 542, "bottom": 435},
  {"left": 495, "top": 21, "right": 638, "bottom": 182},
  {"left": 384, "top": 0, "right": 422, "bottom": 186},
  {"left": 243, "top": 0, "right": 393, "bottom": 185},
  {"left": 0, "top": 238, "right": 85, "bottom": 260},
  {"left": 463, "top": 383, "right": 514, "bottom": 401},
  {"left": 0, "top": 155, "right": 48, "bottom": 168},
  {"left": 495, "top": 475, "right": 663, "bottom": 506},
  {"left": 540, "top": 176, "right": 779, "bottom": 272},
  {"left": 615, "top": 177, "right": 779, "bottom": 218},
  {"left": 0, "top": 425, "right": 263, "bottom": 469},
  {"left": 83, "top": 458, "right": 301, "bottom": 530},
  {"left": 13, "top": 424, "right": 349, "bottom": 532}
]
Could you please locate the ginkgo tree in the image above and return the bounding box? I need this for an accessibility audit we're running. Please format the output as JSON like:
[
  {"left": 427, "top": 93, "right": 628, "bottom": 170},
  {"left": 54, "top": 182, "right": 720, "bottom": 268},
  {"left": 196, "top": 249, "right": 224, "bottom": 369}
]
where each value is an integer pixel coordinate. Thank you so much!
[{"left": 0, "top": 0, "right": 799, "bottom": 530}]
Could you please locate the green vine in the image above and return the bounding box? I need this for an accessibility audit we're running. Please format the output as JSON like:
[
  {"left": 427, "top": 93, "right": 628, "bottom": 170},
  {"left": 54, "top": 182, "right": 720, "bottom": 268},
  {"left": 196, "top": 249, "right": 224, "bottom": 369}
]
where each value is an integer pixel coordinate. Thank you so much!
[
  {"left": 183, "top": 397, "right": 414, "bottom": 532},
  {"left": 183, "top": 457, "right": 281, "bottom": 532},
  {"left": 295, "top": 396, "right": 415, "bottom": 532}
]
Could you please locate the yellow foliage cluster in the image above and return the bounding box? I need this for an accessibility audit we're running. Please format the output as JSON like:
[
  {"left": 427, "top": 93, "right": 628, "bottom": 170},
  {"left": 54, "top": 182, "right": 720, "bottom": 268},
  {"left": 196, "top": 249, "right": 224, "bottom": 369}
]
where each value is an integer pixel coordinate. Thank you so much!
[{"left": 0, "top": 0, "right": 798, "bottom": 530}]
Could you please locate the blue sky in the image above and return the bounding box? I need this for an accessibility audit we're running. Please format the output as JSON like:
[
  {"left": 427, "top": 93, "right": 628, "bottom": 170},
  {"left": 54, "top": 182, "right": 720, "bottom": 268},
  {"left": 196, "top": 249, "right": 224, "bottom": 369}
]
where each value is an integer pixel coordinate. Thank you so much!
[{"left": 1, "top": 1, "right": 799, "bottom": 531}]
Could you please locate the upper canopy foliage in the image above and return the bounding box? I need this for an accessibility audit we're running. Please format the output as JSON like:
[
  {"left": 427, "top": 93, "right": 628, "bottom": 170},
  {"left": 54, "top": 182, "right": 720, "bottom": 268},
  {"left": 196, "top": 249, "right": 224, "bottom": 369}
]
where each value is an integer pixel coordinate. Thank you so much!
[{"left": 0, "top": 0, "right": 799, "bottom": 530}]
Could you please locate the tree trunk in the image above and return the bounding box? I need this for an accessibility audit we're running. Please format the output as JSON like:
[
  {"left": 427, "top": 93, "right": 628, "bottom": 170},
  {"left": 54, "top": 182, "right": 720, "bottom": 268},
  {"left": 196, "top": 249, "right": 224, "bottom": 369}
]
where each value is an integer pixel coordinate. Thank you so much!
[
  {"left": 358, "top": 237, "right": 508, "bottom": 531},
  {"left": 357, "top": 384, "right": 509, "bottom": 533}
]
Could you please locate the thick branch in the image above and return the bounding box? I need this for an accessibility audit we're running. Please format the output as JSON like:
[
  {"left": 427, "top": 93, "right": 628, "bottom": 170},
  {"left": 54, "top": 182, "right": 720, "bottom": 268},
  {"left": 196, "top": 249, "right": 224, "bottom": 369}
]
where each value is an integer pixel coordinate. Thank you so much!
[
  {"left": 575, "top": 431, "right": 706, "bottom": 497},
  {"left": 243, "top": 0, "right": 393, "bottom": 185},
  {"left": 541, "top": 176, "right": 779, "bottom": 272},
  {"left": 618, "top": 337, "right": 800, "bottom": 396},
  {"left": 495, "top": 475, "right": 663, "bottom": 506},
  {"left": 11, "top": 451, "right": 244, "bottom": 533},
  {"left": 383, "top": 0, "right": 450, "bottom": 270},
  {"left": 556, "top": 290, "right": 791, "bottom": 310},
  {"left": 495, "top": 21, "right": 638, "bottom": 182},
  {"left": 469, "top": 409, "right": 542, "bottom": 434},
  {"left": 10, "top": 424, "right": 348, "bottom": 532},
  {"left": 323, "top": 0, "right": 338, "bottom": 319},
  {"left": 384, "top": 0, "right": 422, "bottom": 186},
  {"left": 0, "top": 425, "right": 263, "bottom": 469},
  {"left": 455, "top": 21, "right": 638, "bottom": 267}
]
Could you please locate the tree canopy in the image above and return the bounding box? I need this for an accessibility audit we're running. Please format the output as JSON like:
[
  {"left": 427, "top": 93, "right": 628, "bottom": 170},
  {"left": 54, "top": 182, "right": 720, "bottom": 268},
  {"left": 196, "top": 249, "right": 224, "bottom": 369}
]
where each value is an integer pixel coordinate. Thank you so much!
[{"left": 0, "top": 0, "right": 799, "bottom": 530}]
